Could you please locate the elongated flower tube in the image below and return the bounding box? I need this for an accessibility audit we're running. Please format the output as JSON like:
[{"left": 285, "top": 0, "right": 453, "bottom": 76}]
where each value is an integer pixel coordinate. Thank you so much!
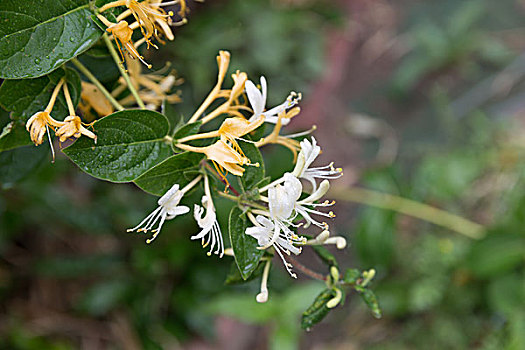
[
  {"left": 127, "top": 176, "right": 202, "bottom": 243},
  {"left": 80, "top": 81, "right": 115, "bottom": 117},
  {"left": 191, "top": 175, "right": 224, "bottom": 257}
]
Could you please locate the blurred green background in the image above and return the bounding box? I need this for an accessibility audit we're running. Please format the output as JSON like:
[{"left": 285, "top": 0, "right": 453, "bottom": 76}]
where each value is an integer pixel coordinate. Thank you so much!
[{"left": 1, "top": 0, "right": 525, "bottom": 349}]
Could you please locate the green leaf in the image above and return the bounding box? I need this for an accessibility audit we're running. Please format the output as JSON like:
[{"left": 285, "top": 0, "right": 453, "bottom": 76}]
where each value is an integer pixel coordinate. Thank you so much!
[
  {"left": 0, "top": 0, "right": 102, "bottom": 79},
  {"left": 133, "top": 151, "right": 204, "bottom": 196},
  {"left": 0, "top": 120, "right": 32, "bottom": 151},
  {"left": 0, "top": 67, "right": 81, "bottom": 122},
  {"left": 301, "top": 288, "right": 335, "bottom": 330},
  {"left": 238, "top": 139, "right": 264, "bottom": 191},
  {"left": 63, "top": 109, "right": 172, "bottom": 182},
  {"left": 358, "top": 288, "right": 382, "bottom": 319},
  {"left": 0, "top": 145, "right": 47, "bottom": 186},
  {"left": 228, "top": 206, "right": 264, "bottom": 280},
  {"left": 162, "top": 100, "right": 183, "bottom": 134},
  {"left": 173, "top": 121, "right": 202, "bottom": 139},
  {"left": 224, "top": 261, "right": 264, "bottom": 285},
  {"left": 466, "top": 233, "right": 525, "bottom": 278}
]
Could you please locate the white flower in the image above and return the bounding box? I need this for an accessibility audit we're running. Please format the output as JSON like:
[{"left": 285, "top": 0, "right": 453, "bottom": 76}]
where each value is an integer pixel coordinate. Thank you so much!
[
  {"left": 127, "top": 183, "right": 190, "bottom": 244},
  {"left": 246, "top": 214, "right": 303, "bottom": 278},
  {"left": 292, "top": 137, "right": 343, "bottom": 191},
  {"left": 270, "top": 172, "right": 335, "bottom": 229},
  {"left": 191, "top": 175, "right": 224, "bottom": 257},
  {"left": 245, "top": 76, "right": 301, "bottom": 125}
]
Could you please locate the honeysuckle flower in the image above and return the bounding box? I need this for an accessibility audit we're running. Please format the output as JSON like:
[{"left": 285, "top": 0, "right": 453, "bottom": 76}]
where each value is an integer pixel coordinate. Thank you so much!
[
  {"left": 176, "top": 115, "right": 264, "bottom": 158},
  {"left": 191, "top": 175, "right": 224, "bottom": 257},
  {"left": 292, "top": 137, "right": 343, "bottom": 191},
  {"left": 101, "top": 0, "right": 176, "bottom": 48},
  {"left": 246, "top": 214, "right": 303, "bottom": 278},
  {"left": 80, "top": 82, "right": 114, "bottom": 117},
  {"left": 245, "top": 76, "right": 302, "bottom": 125},
  {"left": 261, "top": 173, "right": 335, "bottom": 230},
  {"left": 127, "top": 176, "right": 201, "bottom": 243},
  {"left": 26, "top": 79, "right": 66, "bottom": 161},
  {"left": 56, "top": 82, "right": 97, "bottom": 143},
  {"left": 103, "top": 18, "right": 152, "bottom": 68},
  {"left": 55, "top": 116, "right": 97, "bottom": 143},
  {"left": 176, "top": 139, "right": 251, "bottom": 177}
]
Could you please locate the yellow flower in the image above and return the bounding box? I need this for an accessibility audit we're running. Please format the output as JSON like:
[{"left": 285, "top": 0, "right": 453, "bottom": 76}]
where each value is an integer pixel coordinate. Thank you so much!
[
  {"left": 55, "top": 116, "right": 97, "bottom": 143},
  {"left": 176, "top": 139, "right": 251, "bottom": 177},
  {"left": 26, "top": 111, "right": 64, "bottom": 146},
  {"left": 80, "top": 81, "right": 115, "bottom": 117},
  {"left": 105, "top": 20, "right": 152, "bottom": 68}
]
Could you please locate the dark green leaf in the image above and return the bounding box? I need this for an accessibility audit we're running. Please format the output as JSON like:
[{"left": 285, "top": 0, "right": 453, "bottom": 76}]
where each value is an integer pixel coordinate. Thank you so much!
[
  {"left": 173, "top": 121, "right": 202, "bottom": 139},
  {"left": 228, "top": 206, "right": 264, "bottom": 280},
  {"left": 0, "top": 67, "right": 81, "bottom": 122},
  {"left": 0, "top": 145, "right": 47, "bottom": 186},
  {"left": 0, "top": 0, "right": 102, "bottom": 79},
  {"left": 224, "top": 260, "right": 264, "bottom": 285},
  {"left": 133, "top": 151, "right": 204, "bottom": 196},
  {"left": 238, "top": 139, "right": 264, "bottom": 191},
  {"left": 63, "top": 109, "right": 172, "bottom": 182},
  {"left": 301, "top": 288, "right": 335, "bottom": 330},
  {"left": 0, "top": 120, "right": 32, "bottom": 151}
]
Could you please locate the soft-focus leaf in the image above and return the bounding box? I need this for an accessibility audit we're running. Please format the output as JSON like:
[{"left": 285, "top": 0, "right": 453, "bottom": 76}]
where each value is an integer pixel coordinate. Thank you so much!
[
  {"left": 0, "top": 145, "right": 47, "bottom": 186},
  {"left": 224, "top": 260, "right": 264, "bottom": 285},
  {"left": 357, "top": 287, "right": 382, "bottom": 319},
  {"left": 63, "top": 109, "right": 171, "bottom": 182},
  {"left": 487, "top": 274, "right": 525, "bottom": 317},
  {"left": 228, "top": 206, "right": 264, "bottom": 280},
  {"left": 312, "top": 245, "right": 338, "bottom": 267},
  {"left": 301, "top": 288, "right": 335, "bottom": 330},
  {"left": 0, "top": 0, "right": 101, "bottom": 79},
  {"left": 162, "top": 101, "right": 183, "bottom": 134},
  {"left": 0, "top": 68, "right": 81, "bottom": 122},
  {"left": 466, "top": 233, "right": 525, "bottom": 278},
  {"left": 133, "top": 151, "right": 203, "bottom": 196},
  {"left": 0, "top": 120, "right": 32, "bottom": 151}
]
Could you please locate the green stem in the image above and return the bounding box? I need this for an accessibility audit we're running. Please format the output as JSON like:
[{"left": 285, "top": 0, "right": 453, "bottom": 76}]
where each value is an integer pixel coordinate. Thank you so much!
[
  {"left": 331, "top": 187, "right": 485, "bottom": 240},
  {"left": 102, "top": 33, "right": 146, "bottom": 109},
  {"left": 71, "top": 58, "right": 124, "bottom": 111}
]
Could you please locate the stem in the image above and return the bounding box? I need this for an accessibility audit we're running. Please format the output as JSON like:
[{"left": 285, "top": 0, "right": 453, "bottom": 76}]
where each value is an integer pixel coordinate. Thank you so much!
[
  {"left": 102, "top": 33, "right": 146, "bottom": 109},
  {"left": 330, "top": 187, "right": 485, "bottom": 240},
  {"left": 287, "top": 256, "right": 326, "bottom": 281},
  {"left": 71, "top": 58, "right": 124, "bottom": 111}
]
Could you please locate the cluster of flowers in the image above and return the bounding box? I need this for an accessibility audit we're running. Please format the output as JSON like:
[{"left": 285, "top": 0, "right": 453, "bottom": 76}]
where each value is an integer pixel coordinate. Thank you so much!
[
  {"left": 125, "top": 49, "right": 345, "bottom": 302},
  {"left": 26, "top": 78, "right": 97, "bottom": 161},
  {"left": 24, "top": 0, "right": 349, "bottom": 304}
]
